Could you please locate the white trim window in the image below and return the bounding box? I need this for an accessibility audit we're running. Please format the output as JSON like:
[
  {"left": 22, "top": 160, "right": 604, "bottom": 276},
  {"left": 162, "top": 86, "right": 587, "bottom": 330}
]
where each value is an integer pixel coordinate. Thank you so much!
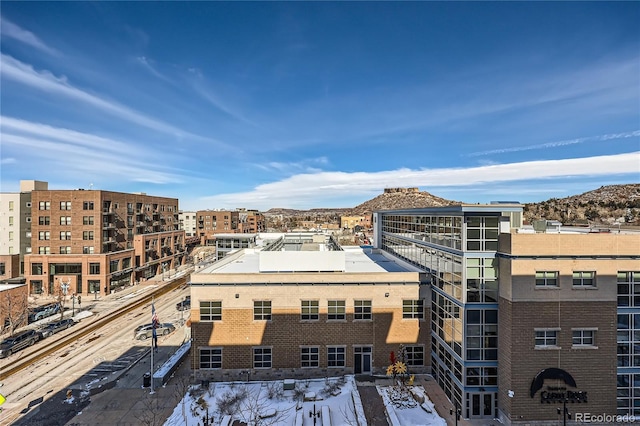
[
  {"left": 535, "top": 328, "right": 560, "bottom": 349},
  {"left": 573, "top": 271, "right": 596, "bottom": 288},
  {"left": 572, "top": 328, "right": 597, "bottom": 348},
  {"left": 199, "top": 348, "right": 222, "bottom": 369},
  {"left": 327, "top": 346, "right": 346, "bottom": 367},
  {"left": 535, "top": 271, "right": 559, "bottom": 288},
  {"left": 301, "top": 346, "right": 320, "bottom": 368},
  {"left": 253, "top": 347, "right": 272, "bottom": 369},
  {"left": 327, "top": 300, "right": 346, "bottom": 320},
  {"left": 200, "top": 301, "right": 222, "bottom": 321}
]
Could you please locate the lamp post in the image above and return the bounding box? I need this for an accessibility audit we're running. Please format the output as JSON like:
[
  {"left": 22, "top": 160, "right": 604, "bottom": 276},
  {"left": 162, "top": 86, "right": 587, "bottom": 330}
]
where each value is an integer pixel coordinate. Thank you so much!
[
  {"left": 309, "top": 403, "right": 321, "bottom": 425},
  {"left": 202, "top": 409, "right": 210, "bottom": 426},
  {"left": 71, "top": 294, "right": 75, "bottom": 316},
  {"left": 450, "top": 400, "right": 461, "bottom": 426},
  {"left": 557, "top": 398, "right": 571, "bottom": 426}
]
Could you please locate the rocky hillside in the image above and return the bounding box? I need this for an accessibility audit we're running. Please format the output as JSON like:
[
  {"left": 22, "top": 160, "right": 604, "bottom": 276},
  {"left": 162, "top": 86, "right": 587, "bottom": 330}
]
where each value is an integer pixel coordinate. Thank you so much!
[
  {"left": 523, "top": 184, "right": 640, "bottom": 225},
  {"left": 264, "top": 184, "right": 640, "bottom": 228},
  {"left": 349, "top": 187, "right": 459, "bottom": 215}
]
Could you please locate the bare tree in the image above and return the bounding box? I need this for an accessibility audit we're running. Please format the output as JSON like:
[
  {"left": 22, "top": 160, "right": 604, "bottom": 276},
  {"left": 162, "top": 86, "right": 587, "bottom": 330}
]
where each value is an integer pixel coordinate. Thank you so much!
[
  {"left": 235, "top": 385, "right": 294, "bottom": 426},
  {"left": 172, "top": 372, "right": 193, "bottom": 424},
  {"left": 134, "top": 391, "right": 164, "bottom": 426},
  {"left": 0, "top": 290, "right": 29, "bottom": 336}
]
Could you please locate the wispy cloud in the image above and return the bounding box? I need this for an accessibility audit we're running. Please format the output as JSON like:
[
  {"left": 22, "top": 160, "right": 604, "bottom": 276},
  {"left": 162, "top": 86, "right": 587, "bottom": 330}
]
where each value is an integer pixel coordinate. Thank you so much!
[
  {"left": 0, "top": 54, "right": 222, "bottom": 143},
  {"left": 135, "top": 56, "right": 173, "bottom": 84},
  {"left": 254, "top": 157, "right": 329, "bottom": 174},
  {"left": 0, "top": 16, "right": 59, "bottom": 56},
  {"left": 201, "top": 152, "right": 640, "bottom": 209},
  {"left": 0, "top": 117, "right": 187, "bottom": 184},
  {"left": 467, "top": 130, "right": 640, "bottom": 157},
  {"left": 0, "top": 157, "right": 17, "bottom": 165}
]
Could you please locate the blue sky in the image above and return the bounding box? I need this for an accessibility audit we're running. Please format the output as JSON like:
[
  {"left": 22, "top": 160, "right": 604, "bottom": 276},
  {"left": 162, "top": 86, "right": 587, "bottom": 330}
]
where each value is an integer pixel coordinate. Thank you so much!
[{"left": 1, "top": 2, "right": 638, "bottom": 211}]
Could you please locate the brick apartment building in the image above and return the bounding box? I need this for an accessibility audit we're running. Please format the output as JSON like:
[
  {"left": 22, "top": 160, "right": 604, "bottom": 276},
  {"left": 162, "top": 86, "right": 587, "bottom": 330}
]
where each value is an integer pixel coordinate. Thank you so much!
[
  {"left": 26, "top": 189, "right": 186, "bottom": 297},
  {"left": 189, "top": 233, "right": 430, "bottom": 382},
  {"left": 196, "top": 209, "right": 265, "bottom": 245}
]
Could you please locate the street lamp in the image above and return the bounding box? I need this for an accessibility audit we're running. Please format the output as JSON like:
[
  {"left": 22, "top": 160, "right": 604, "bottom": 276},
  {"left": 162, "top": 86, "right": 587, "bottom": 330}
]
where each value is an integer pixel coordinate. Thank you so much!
[
  {"left": 309, "top": 404, "right": 321, "bottom": 425},
  {"left": 557, "top": 398, "right": 571, "bottom": 426},
  {"left": 450, "top": 400, "right": 461, "bottom": 426}
]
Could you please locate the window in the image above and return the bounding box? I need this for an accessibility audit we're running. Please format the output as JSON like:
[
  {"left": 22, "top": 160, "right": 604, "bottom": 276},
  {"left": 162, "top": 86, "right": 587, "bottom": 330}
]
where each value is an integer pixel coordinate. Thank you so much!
[
  {"left": 199, "top": 348, "right": 222, "bottom": 369},
  {"left": 8, "top": 231, "right": 13, "bottom": 241},
  {"left": 253, "top": 301, "right": 272, "bottom": 321},
  {"left": 109, "top": 260, "right": 119, "bottom": 273},
  {"left": 572, "top": 329, "right": 596, "bottom": 348},
  {"left": 301, "top": 300, "right": 319, "bottom": 321},
  {"left": 8, "top": 201, "right": 14, "bottom": 211},
  {"left": 402, "top": 299, "right": 424, "bottom": 319},
  {"left": 60, "top": 216, "right": 71, "bottom": 225},
  {"left": 573, "top": 271, "right": 596, "bottom": 287},
  {"left": 535, "top": 329, "right": 559, "bottom": 348},
  {"left": 328, "top": 300, "right": 346, "bottom": 320},
  {"left": 535, "top": 271, "right": 559, "bottom": 287},
  {"left": 60, "top": 231, "right": 71, "bottom": 240},
  {"left": 83, "top": 231, "right": 94, "bottom": 240},
  {"left": 83, "top": 216, "right": 94, "bottom": 225},
  {"left": 38, "top": 246, "right": 50, "bottom": 254},
  {"left": 31, "top": 280, "right": 43, "bottom": 294},
  {"left": 327, "top": 346, "right": 346, "bottom": 367},
  {"left": 301, "top": 346, "right": 319, "bottom": 368},
  {"left": 405, "top": 345, "right": 424, "bottom": 366},
  {"left": 253, "top": 347, "right": 272, "bottom": 369},
  {"left": 60, "top": 201, "right": 71, "bottom": 210},
  {"left": 39, "top": 216, "right": 50, "bottom": 225},
  {"left": 617, "top": 271, "right": 640, "bottom": 307},
  {"left": 0, "top": 263, "right": 5, "bottom": 275},
  {"left": 89, "top": 263, "right": 100, "bottom": 274},
  {"left": 200, "top": 301, "right": 222, "bottom": 321},
  {"left": 39, "top": 201, "right": 50, "bottom": 210},
  {"left": 8, "top": 217, "right": 13, "bottom": 226},
  {"left": 38, "top": 231, "right": 50, "bottom": 240},
  {"left": 354, "top": 300, "right": 372, "bottom": 320},
  {"left": 32, "top": 263, "right": 43, "bottom": 275},
  {"left": 59, "top": 246, "right": 71, "bottom": 254},
  {"left": 83, "top": 246, "right": 95, "bottom": 254},
  {"left": 83, "top": 201, "right": 94, "bottom": 210}
]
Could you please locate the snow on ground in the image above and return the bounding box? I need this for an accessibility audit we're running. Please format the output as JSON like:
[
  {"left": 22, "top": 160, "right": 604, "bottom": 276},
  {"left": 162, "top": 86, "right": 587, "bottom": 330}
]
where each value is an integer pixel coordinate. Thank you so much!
[
  {"left": 377, "top": 384, "right": 446, "bottom": 426},
  {"left": 163, "top": 375, "right": 447, "bottom": 426},
  {"left": 164, "top": 375, "right": 364, "bottom": 426}
]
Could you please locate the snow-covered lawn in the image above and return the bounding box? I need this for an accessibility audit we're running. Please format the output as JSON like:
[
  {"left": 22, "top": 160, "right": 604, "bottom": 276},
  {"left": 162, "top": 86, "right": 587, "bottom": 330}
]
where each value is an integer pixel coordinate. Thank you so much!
[
  {"left": 377, "top": 384, "right": 447, "bottom": 426},
  {"left": 163, "top": 375, "right": 448, "bottom": 426},
  {"left": 164, "top": 375, "right": 366, "bottom": 426}
]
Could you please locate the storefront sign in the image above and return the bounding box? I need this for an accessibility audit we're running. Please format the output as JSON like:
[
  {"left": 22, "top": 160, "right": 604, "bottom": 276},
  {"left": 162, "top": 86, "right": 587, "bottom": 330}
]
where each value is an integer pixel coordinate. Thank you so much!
[{"left": 530, "top": 368, "right": 587, "bottom": 403}]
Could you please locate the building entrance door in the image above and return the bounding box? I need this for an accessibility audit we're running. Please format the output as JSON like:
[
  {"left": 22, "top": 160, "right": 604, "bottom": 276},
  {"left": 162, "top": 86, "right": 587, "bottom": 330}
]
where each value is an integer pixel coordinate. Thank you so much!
[
  {"left": 354, "top": 346, "right": 372, "bottom": 374},
  {"left": 468, "top": 392, "right": 495, "bottom": 418}
]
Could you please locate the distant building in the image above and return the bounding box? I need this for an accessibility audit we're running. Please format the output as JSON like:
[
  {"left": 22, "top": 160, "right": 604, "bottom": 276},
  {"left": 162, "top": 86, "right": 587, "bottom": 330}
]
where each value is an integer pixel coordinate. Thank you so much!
[
  {"left": 196, "top": 209, "right": 265, "bottom": 244},
  {"left": 179, "top": 211, "right": 198, "bottom": 237},
  {"left": 340, "top": 215, "right": 365, "bottom": 230},
  {"left": 0, "top": 180, "right": 48, "bottom": 273},
  {"left": 26, "top": 188, "right": 185, "bottom": 296}
]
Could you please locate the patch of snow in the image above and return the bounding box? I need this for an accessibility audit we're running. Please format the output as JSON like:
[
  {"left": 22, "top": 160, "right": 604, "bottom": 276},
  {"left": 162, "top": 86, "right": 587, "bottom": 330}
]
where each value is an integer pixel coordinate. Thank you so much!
[
  {"left": 153, "top": 340, "right": 190, "bottom": 379},
  {"left": 377, "top": 385, "right": 446, "bottom": 426}
]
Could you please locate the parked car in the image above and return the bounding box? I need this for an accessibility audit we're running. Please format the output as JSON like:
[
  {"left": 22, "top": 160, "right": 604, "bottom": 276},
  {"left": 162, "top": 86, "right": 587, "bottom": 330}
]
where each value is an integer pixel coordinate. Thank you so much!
[
  {"left": 133, "top": 323, "right": 176, "bottom": 340},
  {"left": 0, "top": 329, "right": 41, "bottom": 358},
  {"left": 41, "top": 318, "right": 75, "bottom": 338},
  {"left": 28, "top": 303, "right": 61, "bottom": 323},
  {"left": 176, "top": 296, "right": 191, "bottom": 311}
]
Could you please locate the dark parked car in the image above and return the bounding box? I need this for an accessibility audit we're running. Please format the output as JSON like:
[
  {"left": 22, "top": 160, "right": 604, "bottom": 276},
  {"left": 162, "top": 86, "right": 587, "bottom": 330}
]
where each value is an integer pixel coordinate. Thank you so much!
[
  {"left": 0, "top": 329, "right": 41, "bottom": 358},
  {"left": 41, "top": 318, "right": 75, "bottom": 338},
  {"left": 176, "top": 296, "right": 191, "bottom": 311},
  {"left": 133, "top": 323, "right": 176, "bottom": 340}
]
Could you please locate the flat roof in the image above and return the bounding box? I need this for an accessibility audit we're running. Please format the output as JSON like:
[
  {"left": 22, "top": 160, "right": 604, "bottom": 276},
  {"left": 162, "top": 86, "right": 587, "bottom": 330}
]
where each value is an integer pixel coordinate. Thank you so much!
[
  {"left": 198, "top": 246, "right": 418, "bottom": 274},
  {"left": 375, "top": 203, "right": 524, "bottom": 214}
]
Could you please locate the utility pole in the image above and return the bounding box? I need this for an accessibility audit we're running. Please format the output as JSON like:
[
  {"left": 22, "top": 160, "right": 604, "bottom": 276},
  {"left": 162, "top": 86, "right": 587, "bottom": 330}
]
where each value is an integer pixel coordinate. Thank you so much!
[{"left": 557, "top": 398, "right": 571, "bottom": 426}]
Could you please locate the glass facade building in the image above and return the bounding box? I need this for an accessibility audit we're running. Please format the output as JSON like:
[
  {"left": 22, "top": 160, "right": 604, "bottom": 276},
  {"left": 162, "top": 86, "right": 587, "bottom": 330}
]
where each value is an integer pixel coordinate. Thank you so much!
[{"left": 374, "top": 205, "right": 522, "bottom": 418}]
